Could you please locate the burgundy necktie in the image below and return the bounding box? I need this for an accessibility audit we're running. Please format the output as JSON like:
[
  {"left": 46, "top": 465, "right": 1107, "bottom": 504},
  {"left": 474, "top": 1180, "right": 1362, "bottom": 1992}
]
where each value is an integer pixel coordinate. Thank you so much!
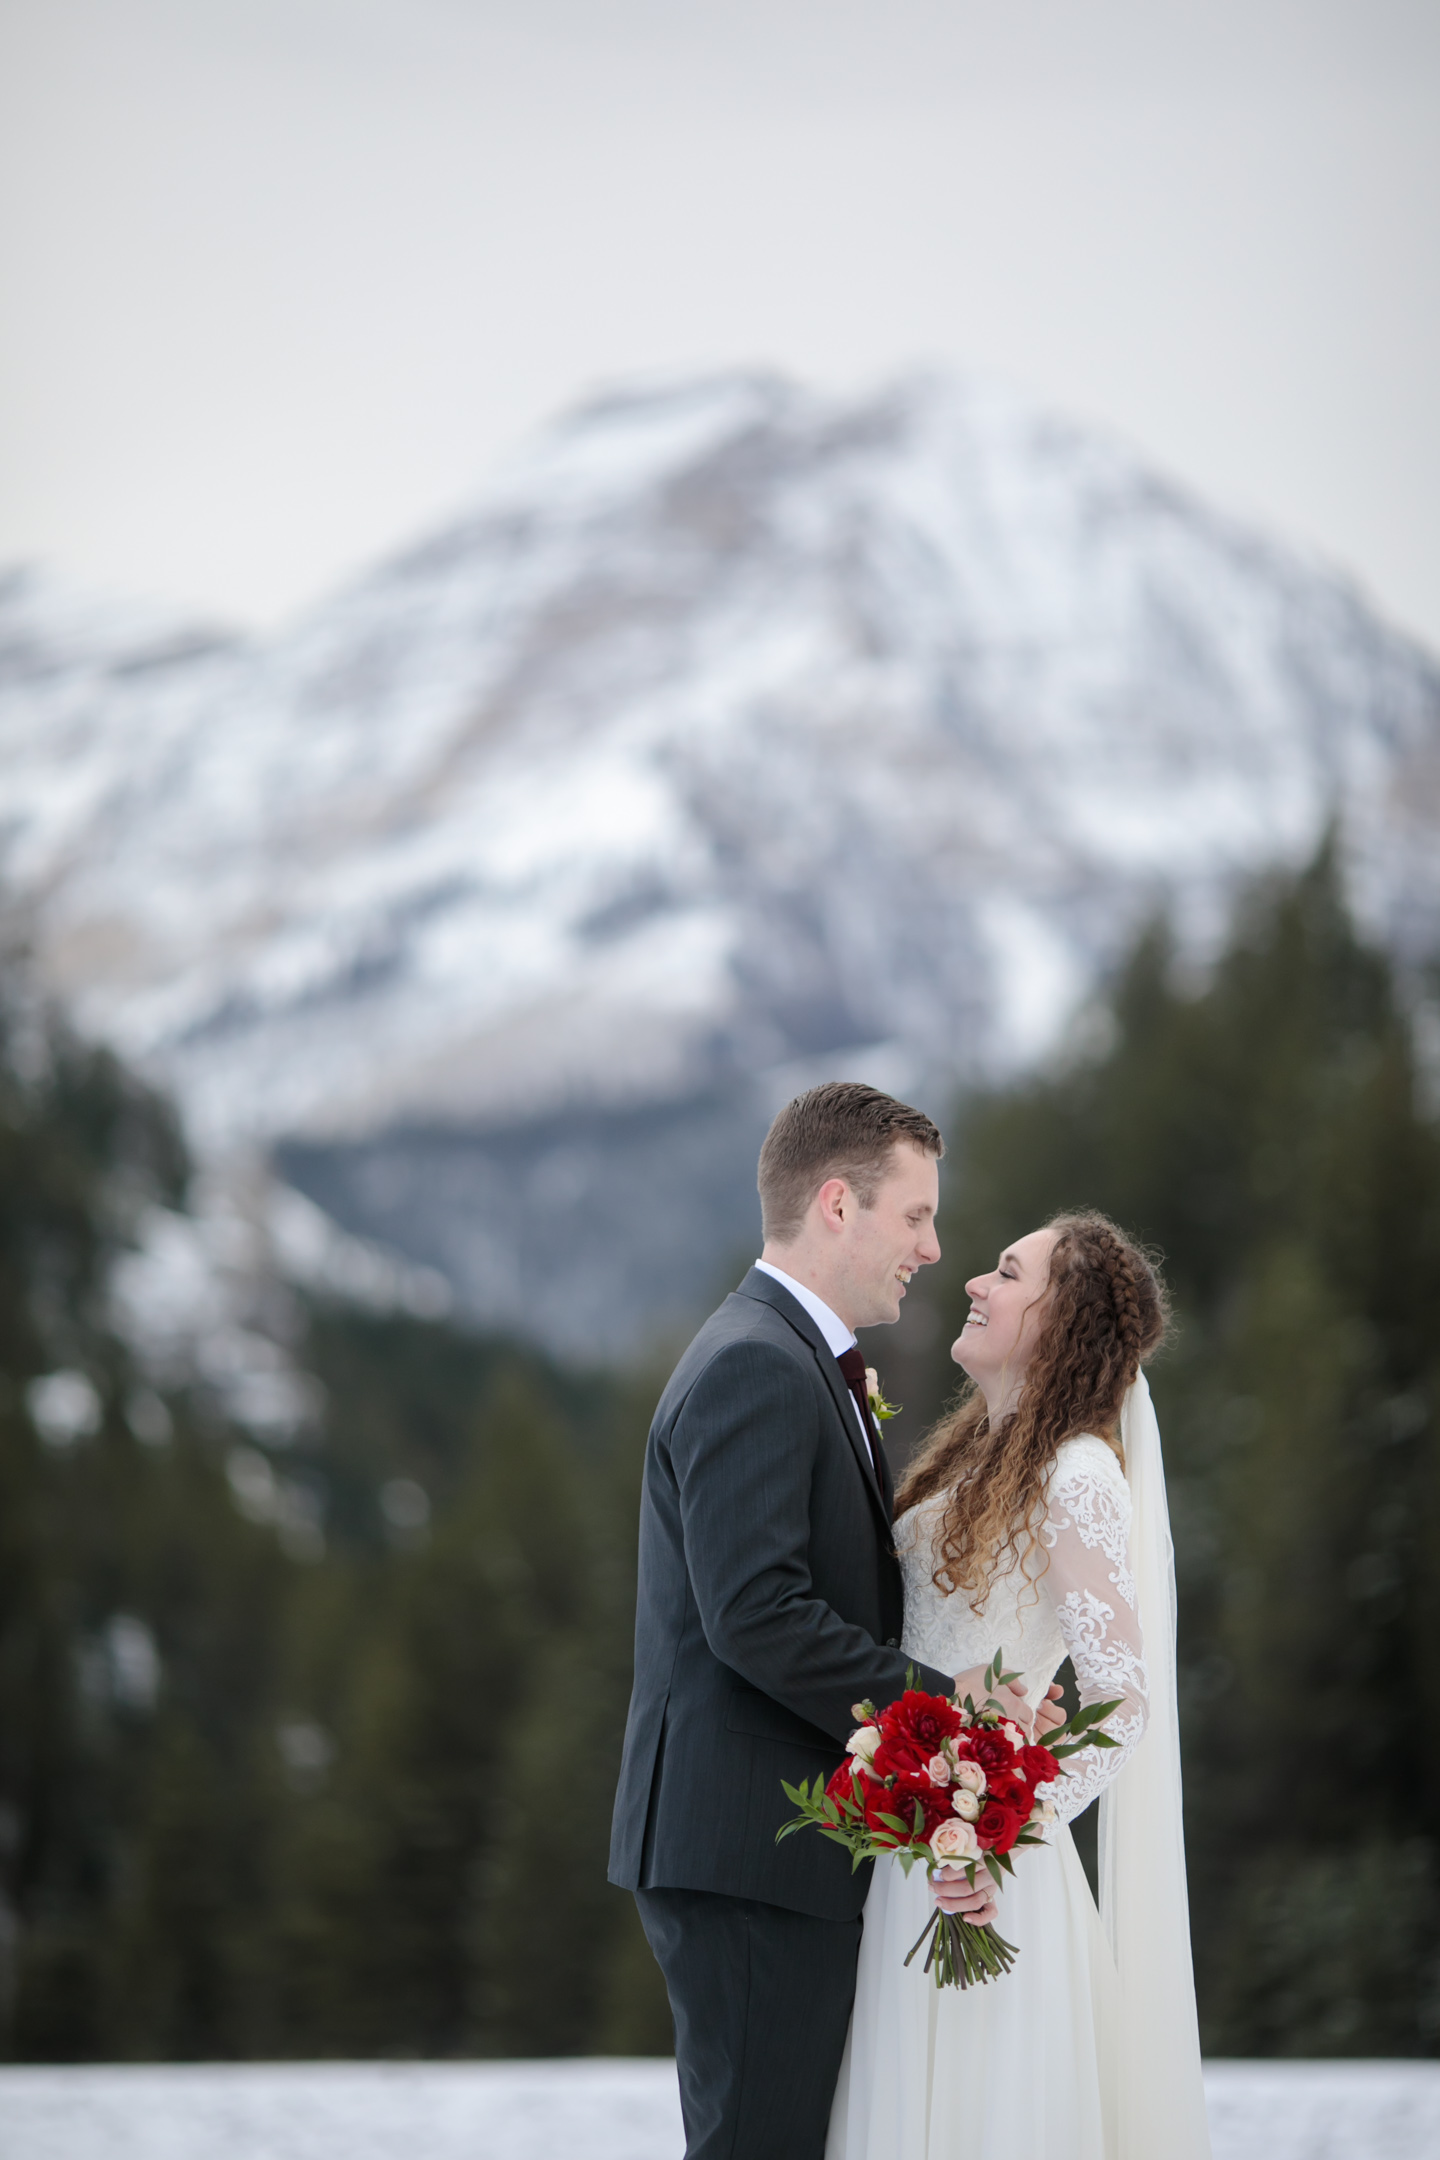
[{"left": 836, "top": 1347, "right": 879, "bottom": 1471}]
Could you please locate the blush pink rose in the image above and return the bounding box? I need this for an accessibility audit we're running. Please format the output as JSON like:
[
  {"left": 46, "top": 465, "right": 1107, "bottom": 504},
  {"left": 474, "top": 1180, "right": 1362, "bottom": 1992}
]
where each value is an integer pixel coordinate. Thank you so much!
[{"left": 930, "top": 1816, "right": 981, "bottom": 1867}]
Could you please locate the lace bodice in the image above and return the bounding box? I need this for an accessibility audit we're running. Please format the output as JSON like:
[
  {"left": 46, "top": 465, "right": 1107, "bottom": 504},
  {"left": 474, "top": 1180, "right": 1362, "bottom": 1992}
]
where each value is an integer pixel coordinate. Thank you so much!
[{"left": 896, "top": 1434, "right": 1148, "bottom": 1822}]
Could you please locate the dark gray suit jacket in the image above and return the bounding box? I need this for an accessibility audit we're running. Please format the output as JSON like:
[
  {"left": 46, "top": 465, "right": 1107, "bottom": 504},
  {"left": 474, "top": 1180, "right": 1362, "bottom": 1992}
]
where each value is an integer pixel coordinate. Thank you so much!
[{"left": 608, "top": 1266, "right": 952, "bottom": 1921}]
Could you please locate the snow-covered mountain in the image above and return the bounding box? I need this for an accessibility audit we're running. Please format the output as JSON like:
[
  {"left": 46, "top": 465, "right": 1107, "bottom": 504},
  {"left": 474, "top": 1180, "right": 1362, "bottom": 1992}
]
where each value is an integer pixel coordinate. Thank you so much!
[{"left": 3, "top": 370, "right": 1437, "bottom": 1355}]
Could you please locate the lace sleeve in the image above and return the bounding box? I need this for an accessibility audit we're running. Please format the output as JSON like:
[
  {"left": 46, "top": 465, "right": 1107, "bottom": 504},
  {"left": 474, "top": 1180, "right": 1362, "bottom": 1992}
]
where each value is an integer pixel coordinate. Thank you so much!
[{"left": 1041, "top": 1440, "right": 1148, "bottom": 1824}]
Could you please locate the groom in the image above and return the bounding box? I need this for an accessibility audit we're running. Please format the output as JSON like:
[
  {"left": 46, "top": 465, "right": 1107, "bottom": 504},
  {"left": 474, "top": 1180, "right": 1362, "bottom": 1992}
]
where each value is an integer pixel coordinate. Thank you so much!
[{"left": 610, "top": 1083, "right": 1037, "bottom": 2160}]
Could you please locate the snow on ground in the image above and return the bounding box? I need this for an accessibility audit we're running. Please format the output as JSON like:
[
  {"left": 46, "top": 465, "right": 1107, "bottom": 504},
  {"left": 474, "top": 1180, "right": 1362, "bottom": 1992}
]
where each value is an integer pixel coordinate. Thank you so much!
[
  {"left": 0, "top": 2058, "right": 1437, "bottom": 2160},
  {"left": 1202, "top": 2062, "right": 1440, "bottom": 2159},
  {"left": 0, "top": 2062, "right": 677, "bottom": 2160}
]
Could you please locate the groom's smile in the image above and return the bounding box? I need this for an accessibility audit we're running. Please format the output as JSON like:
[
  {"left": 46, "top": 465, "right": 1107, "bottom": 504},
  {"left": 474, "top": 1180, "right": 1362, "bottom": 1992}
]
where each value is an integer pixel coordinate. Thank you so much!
[{"left": 829, "top": 1141, "right": 942, "bottom": 1330}]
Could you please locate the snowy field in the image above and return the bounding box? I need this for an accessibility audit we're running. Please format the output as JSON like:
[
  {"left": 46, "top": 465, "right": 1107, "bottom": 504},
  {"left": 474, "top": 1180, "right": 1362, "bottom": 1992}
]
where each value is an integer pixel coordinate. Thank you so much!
[{"left": 1, "top": 2058, "right": 1438, "bottom": 2160}]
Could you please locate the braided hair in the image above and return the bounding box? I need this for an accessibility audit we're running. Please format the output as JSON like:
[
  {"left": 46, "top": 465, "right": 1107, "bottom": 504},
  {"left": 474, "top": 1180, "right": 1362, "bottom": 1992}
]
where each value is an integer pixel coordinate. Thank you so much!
[{"left": 895, "top": 1210, "right": 1170, "bottom": 1612}]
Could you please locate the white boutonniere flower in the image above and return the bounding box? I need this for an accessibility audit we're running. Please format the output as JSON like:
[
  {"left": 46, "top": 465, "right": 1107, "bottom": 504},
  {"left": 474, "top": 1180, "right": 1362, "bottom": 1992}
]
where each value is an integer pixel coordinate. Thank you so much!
[{"left": 865, "top": 1367, "right": 901, "bottom": 1423}]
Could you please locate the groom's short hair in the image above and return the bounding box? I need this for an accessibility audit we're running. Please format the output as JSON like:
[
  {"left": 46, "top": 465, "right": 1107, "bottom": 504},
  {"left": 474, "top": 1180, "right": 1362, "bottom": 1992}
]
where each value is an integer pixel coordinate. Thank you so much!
[{"left": 757, "top": 1082, "right": 944, "bottom": 1244}]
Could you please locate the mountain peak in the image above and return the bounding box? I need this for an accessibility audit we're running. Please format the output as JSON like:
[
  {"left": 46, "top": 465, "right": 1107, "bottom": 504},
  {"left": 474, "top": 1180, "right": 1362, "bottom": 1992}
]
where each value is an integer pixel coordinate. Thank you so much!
[{"left": 3, "top": 367, "right": 1436, "bottom": 1353}]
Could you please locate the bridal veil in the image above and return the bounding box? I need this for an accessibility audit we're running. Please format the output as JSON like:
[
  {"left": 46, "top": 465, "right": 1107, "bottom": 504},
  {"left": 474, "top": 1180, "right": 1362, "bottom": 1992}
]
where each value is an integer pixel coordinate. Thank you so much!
[{"left": 1102, "top": 1371, "right": 1212, "bottom": 2158}]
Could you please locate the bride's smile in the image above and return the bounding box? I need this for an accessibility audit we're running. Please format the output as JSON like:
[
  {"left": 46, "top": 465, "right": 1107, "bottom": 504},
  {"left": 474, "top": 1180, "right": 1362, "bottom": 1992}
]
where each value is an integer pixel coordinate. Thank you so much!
[{"left": 951, "top": 1225, "right": 1057, "bottom": 1412}]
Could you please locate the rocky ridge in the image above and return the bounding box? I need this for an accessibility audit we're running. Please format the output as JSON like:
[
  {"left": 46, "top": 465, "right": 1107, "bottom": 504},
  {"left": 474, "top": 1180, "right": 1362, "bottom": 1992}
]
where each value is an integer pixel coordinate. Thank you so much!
[{"left": 2, "top": 370, "right": 1436, "bottom": 1354}]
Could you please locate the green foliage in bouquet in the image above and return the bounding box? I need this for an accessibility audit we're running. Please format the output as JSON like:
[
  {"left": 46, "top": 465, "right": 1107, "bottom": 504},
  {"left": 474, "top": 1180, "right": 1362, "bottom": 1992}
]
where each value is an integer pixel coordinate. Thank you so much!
[{"left": 779, "top": 1653, "right": 1121, "bottom": 1989}]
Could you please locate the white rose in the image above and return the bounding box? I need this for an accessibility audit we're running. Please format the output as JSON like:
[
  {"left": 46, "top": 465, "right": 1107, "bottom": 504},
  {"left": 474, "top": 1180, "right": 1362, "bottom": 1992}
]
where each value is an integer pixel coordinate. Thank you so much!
[
  {"left": 929, "top": 1817, "right": 980, "bottom": 1866},
  {"left": 864, "top": 1367, "right": 880, "bottom": 1397},
  {"left": 1029, "top": 1796, "right": 1057, "bottom": 1828},
  {"left": 953, "top": 1760, "right": 986, "bottom": 1795},
  {"left": 1001, "top": 1720, "right": 1027, "bottom": 1752},
  {"left": 951, "top": 1787, "right": 981, "bottom": 1822},
  {"left": 926, "top": 1752, "right": 952, "bottom": 1786},
  {"left": 846, "top": 1725, "right": 882, "bottom": 1763}
]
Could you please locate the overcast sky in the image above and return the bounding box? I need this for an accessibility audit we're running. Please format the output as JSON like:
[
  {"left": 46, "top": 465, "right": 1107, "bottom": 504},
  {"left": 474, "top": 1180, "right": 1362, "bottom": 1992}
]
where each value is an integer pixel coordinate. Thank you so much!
[{"left": 3, "top": 0, "right": 1438, "bottom": 647}]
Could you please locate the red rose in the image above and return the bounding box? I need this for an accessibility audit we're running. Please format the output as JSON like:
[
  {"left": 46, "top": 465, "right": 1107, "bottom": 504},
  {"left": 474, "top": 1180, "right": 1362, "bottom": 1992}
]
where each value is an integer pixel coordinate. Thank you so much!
[
  {"left": 873, "top": 1690, "right": 962, "bottom": 1778},
  {"left": 980, "top": 1765, "right": 1028, "bottom": 1806},
  {"left": 826, "top": 1760, "right": 863, "bottom": 1810},
  {"left": 1020, "top": 1744, "right": 1060, "bottom": 1787},
  {"left": 975, "top": 1799, "right": 1024, "bottom": 1853},
  {"left": 871, "top": 1736, "right": 918, "bottom": 1780},
  {"left": 861, "top": 1781, "right": 911, "bottom": 1845}
]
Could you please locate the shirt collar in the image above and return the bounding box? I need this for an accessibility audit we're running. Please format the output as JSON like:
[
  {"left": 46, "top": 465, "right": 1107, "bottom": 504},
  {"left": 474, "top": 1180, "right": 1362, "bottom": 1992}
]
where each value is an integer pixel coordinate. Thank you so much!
[{"left": 753, "top": 1260, "right": 857, "bottom": 1360}]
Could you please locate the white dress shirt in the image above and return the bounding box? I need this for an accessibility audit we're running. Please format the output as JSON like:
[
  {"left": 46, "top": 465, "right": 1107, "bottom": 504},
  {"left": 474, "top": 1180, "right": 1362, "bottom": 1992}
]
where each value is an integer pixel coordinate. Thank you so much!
[{"left": 753, "top": 1259, "right": 878, "bottom": 1471}]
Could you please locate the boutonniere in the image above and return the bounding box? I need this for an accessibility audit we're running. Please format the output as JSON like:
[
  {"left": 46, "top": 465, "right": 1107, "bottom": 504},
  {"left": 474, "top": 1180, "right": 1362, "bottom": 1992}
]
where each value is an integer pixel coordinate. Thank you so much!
[{"left": 865, "top": 1367, "right": 901, "bottom": 1422}]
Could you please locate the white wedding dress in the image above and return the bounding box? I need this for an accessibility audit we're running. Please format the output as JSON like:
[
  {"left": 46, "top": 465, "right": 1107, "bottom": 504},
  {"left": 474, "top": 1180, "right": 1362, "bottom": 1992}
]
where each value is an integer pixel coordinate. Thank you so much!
[{"left": 827, "top": 1380, "right": 1212, "bottom": 2160}]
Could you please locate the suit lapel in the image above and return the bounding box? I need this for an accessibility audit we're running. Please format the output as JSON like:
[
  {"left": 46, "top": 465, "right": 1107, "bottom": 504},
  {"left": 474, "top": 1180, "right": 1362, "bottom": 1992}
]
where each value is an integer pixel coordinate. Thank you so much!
[
  {"left": 735, "top": 1268, "right": 893, "bottom": 1528},
  {"left": 844, "top": 1361, "right": 896, "bottom": 1521},
  {"left": 874, "top": 1413, "right": 896, "bottom": 1517}
]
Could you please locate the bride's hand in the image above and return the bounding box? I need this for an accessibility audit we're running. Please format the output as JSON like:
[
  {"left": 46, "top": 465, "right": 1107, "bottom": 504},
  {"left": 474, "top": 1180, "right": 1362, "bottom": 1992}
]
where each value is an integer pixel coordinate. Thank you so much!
[
  {"left": 932, "top": 1865, "right": 999, "bottom": 1927},
  {"left": 952, "top": 1665, "right": 1035, "bottom": 1735}
]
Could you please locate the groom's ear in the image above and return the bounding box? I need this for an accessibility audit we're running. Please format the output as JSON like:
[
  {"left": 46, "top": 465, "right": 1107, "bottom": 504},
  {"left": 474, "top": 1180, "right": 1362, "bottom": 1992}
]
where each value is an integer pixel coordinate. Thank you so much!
[{"left": 814, "top": 1177, "right": 853, "bottom": 1233}]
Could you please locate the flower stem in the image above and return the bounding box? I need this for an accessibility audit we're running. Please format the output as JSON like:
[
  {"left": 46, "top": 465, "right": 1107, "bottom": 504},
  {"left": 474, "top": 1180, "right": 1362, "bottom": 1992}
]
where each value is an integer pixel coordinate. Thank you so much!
[{"left": 904, "top": 1909, "right": 1020, "bottom": 1990}]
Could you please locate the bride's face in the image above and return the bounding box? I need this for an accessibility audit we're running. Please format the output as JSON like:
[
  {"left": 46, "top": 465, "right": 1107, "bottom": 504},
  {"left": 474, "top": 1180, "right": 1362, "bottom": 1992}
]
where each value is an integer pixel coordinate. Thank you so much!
[{"left": 952, "top": 1228, "right": 1058, "bottom": 1399}]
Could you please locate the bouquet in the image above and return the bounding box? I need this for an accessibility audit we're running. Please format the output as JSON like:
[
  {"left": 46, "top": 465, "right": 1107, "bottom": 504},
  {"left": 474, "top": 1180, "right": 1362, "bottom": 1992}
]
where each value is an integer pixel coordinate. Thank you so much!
[{"left": 778, "top": 1653, "right": 1120, "bottom": 1989}]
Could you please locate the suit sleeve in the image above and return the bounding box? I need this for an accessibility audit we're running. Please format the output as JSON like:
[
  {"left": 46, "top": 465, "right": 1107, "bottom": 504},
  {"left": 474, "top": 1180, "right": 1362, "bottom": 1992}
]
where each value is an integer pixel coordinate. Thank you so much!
[{"left": 669, "top": 1338, "right": 952, "bottom": 1742}]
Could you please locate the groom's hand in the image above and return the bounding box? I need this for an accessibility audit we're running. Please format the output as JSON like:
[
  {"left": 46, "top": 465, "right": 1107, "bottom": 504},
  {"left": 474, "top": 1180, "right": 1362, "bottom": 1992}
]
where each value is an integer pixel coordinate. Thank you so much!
[
  {"left": 1034, "top": 1683, "right": 1066, "bottom": 1738},
  {"left": 952, "top": 1665, "right": 1035, "bottom": 1735},
  {"left": 932, "top": 1866, "right": 999, "bottom": 1927}
]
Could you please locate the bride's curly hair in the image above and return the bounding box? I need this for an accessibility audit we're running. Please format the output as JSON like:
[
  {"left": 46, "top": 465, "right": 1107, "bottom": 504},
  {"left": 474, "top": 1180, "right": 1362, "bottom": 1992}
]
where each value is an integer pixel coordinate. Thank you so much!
[{"left": 895, "top": 1211, "right": 1170, "bottom": 1612}]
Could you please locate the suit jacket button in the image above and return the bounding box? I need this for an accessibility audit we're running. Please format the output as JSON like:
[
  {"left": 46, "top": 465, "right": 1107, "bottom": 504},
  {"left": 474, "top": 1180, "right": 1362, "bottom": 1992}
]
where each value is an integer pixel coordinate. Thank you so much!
[{"left": 885, "top": 1636, "right": 898, "bottom": 1648}]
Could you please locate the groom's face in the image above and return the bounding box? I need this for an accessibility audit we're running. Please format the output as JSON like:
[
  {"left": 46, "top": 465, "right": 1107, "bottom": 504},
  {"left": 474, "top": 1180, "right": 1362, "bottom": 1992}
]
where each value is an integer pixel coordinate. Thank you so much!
[{"left": 833, "top": 1141, "right": 942, "bottom": 1330}]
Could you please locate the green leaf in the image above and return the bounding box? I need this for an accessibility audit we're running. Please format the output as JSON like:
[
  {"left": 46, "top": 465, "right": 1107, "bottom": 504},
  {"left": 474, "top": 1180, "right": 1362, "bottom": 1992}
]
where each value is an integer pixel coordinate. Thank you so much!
[
  {"left": 1049, "top": 1725, "right": 1120, "bottom": 1757},
  {"left": 1065, "top": 1698, "right": 1123, "bottom": 1733}
]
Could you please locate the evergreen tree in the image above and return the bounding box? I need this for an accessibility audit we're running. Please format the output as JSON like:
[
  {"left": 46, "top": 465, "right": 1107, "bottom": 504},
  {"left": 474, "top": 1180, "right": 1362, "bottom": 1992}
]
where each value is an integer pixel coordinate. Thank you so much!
[
  {"left": 0, "top": 966, "right": 293, "bottom": 2056},
  {"left": 17, "top": 843, "right": 1429, "bottom": 2060},
  {"left": 0, "top": 959, "right": 672, "bottom": 2060},
  {"left": 893, "top": 848, "right": 1440, "bottom": 2054}
]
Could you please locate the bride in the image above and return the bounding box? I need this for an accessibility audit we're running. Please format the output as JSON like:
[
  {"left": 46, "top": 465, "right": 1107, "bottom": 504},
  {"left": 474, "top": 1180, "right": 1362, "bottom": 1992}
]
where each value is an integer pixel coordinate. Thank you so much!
[{"left": 827, "top": 1211, "right": 1212, "bottom": 2160}]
